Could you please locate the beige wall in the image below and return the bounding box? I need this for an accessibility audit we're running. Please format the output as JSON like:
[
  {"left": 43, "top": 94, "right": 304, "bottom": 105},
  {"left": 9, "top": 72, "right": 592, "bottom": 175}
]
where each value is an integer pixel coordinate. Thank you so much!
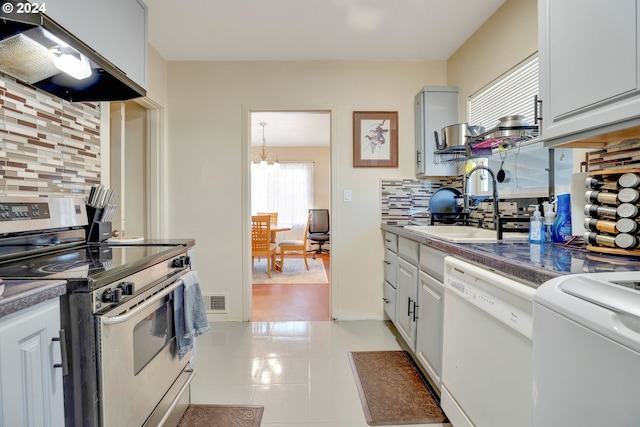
[
  {"left": 447, "top": 0, "right": 538, "bottom": 122},
  {"left": 165, "top": 60, "right": 447, "bottom": 320}
]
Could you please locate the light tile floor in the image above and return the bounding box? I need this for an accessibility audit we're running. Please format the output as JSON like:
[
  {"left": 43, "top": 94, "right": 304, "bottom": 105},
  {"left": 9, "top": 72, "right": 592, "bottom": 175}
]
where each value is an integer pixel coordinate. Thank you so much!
[{"left": 191, "top": 320, "right": 452, "bottom": 427}]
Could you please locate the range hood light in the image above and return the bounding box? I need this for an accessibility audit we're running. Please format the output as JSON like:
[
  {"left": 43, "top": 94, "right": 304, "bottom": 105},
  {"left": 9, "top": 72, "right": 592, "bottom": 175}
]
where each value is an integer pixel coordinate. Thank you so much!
[
  {"left": 0, "top": 14, "right": 145, "bottom": 101},
  {"left": 54, "top": 52, "right": 91, "bottom": 80}
]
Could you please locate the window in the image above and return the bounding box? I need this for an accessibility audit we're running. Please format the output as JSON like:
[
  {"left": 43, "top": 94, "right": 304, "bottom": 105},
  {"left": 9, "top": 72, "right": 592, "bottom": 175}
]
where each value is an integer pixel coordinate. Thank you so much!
[
  {"left": 251, "top": 162, "right": 314, "bottom": 240},
  {"left": 467, "top": 54, "right": 572, "bottom": 197}
]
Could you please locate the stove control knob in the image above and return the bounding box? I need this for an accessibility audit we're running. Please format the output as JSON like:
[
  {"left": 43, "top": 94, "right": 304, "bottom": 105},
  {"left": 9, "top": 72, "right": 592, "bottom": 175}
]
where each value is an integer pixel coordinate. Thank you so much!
[
  {"left": 102, "top": 288, "right": 122, "bottom": 303},
  {"left": 118, "top": 281, "right": 135, "bottom": 295},
  {"left": 172, "top": 257, "right": 187, "bottom": 268}
]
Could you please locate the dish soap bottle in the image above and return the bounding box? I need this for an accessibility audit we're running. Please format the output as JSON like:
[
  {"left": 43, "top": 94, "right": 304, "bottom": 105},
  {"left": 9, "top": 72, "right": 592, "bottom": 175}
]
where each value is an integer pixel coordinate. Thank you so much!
[
  {"left": 551, "top": 193, "right": 572, "bottom": 243},
  {"left": 529, "top": 204, "right": 545, "bottom": 243},
  {"left": 542, "top": 201, "right": 555, "bottom": 243}
]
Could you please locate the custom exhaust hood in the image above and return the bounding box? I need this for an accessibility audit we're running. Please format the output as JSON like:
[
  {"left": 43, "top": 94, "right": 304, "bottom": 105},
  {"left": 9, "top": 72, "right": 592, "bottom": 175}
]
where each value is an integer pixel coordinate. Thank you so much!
[{"left": 0, "top": 13, "right": 145, "bottom": 102}]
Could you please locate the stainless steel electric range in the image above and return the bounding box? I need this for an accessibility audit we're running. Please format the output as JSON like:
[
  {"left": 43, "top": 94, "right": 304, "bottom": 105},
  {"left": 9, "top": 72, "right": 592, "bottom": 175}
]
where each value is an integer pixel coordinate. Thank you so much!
[{"left": 0, "top": 196, "right": 196, "bottom": 427}]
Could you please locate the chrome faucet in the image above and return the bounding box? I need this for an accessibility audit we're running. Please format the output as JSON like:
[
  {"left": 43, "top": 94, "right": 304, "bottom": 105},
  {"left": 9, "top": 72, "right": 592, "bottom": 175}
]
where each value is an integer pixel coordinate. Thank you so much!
[{"left": 464, "top": 165, "right": 499, "bottom": 230}]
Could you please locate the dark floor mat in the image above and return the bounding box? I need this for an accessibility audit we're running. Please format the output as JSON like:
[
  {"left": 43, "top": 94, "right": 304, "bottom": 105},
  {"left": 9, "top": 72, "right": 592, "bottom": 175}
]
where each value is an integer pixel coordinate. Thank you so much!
[
  {"left": 177, "top": 404, "right": 263, "bottom": 427},
  {"left": 349, "top": 351, "right": 448, "bottom": 426}
]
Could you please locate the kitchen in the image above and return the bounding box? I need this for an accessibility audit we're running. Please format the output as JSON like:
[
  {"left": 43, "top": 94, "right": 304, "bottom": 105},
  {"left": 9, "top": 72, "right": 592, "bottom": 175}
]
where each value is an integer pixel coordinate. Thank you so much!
[{"left": 1, "top": 0, "right": 640, "bottom": 426}]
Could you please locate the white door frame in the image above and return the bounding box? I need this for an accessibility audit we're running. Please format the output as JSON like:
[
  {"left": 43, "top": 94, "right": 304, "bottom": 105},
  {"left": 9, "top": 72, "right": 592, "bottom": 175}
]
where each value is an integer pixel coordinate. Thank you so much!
[
  {"left": 241, "top": 106, "right": 335, "bottom": 321},
  {"left": 100, "top": 95, "right": 167, "bottom": 239}
]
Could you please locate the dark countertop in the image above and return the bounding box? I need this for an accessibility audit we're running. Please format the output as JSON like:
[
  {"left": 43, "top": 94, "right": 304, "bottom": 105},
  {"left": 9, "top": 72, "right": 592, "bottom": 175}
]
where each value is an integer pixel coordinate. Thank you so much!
[
  {"left": 382, "top": 224, "right": 640, "bottom": 288},
  {"left": 0, "top": 279, "right": 67, "bottom": 318}
]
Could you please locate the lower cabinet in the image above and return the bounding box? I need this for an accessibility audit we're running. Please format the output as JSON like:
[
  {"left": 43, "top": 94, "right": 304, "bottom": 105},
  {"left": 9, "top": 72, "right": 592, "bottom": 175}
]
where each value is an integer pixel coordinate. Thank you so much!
[
  {"left": 396, "top": 257, "right": 419, "bottom": 351},
  {"left": 415, "top": 270, "right": 444, "bottom": 389},
  {"left": 383, "top": 280, "right": 396, "bottom": 323},
  {"left": 0, "top": 299, "right": 65, "bottom": 427}
]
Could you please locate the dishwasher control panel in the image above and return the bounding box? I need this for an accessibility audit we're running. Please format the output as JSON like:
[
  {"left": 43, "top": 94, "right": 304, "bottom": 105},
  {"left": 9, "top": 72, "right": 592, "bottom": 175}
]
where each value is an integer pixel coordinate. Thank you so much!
[{"left": 446, "top": 268, "right": 533, "bottom": 339}]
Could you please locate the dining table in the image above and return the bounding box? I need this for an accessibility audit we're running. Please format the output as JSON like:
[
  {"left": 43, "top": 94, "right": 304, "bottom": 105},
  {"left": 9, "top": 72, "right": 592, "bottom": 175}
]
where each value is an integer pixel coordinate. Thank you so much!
[{"left": 270, "top": 224, "right": 292, "bottom": 243}]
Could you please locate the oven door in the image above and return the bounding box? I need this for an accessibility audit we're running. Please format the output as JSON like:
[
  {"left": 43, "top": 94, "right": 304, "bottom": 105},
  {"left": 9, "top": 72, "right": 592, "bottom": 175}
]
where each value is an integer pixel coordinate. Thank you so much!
[{"left": 96, "top": 274, "right": 192, "bottom": 427}]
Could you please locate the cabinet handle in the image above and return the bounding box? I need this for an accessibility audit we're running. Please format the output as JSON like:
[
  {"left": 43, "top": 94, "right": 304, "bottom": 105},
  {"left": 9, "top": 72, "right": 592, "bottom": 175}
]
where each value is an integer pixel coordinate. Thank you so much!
[
  {"left": 416, "top": 150, "right": 422, "bottom": 165},
  {"left": 407, "top": 297, "right": 413, "bottom": 316},
  {"left": 413, "top": 302, "right": 419, "bottom": 322},
  {"left": 383, "top": 298, "right": 390, "bottom": 304},
  {"left": 52, "top": 329, "right": 69, "bottom": 376},
  {"left": 384, "top": 260, "right": 391, "bottom": 265},
  {"left": 534, "top": 95, "right": 543, "bottom": 125},
  {"left": 385, "top": 239, "right": 392, "bottom": 243}
]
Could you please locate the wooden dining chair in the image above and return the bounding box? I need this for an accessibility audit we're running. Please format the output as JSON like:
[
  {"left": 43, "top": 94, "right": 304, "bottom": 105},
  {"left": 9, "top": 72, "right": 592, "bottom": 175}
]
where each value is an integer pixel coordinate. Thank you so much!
[
  {"left": 278, "top": 213, "right": 311, "bottom": 271},
  {"left": 257, "top": 212, "right": 279, "bottom": 242},
  {"left": 251, "top": 215, "right": 277, "bottom": 278},
  {"left": 257, "top": 212, "right": 278, "bottom": 227}
]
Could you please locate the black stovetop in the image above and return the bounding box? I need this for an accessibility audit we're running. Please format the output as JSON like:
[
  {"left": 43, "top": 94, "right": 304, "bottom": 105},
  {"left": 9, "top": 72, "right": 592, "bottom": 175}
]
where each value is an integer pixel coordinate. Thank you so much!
[{"left": 0, "top": 240, "right": 193, "bottom": 290}]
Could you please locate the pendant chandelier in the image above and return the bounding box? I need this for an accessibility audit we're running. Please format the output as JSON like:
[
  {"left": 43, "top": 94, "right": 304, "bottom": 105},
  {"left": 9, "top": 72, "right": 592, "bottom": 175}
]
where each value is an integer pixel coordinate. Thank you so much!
[{"left": 252, "top": 122, "right": 280, "bottom": 170}]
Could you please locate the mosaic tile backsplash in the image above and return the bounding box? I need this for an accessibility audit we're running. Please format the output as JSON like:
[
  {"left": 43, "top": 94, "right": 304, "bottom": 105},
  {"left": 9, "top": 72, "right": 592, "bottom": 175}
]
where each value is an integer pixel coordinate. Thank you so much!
[
  {"left": 381, "top": 177, "right": 463, "bottom": 225},
  {"left": 381, "top": 177, "right": 544, "bottom": 228},
  {"left": 0, "top": 75, "right": 100, "bottom": 197}
]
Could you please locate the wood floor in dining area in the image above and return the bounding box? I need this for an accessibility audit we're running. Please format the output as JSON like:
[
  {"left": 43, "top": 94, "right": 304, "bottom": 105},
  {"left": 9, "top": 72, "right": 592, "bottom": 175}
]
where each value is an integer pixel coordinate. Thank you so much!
[{"left": 252, "top": 253, "right": 331, "bottom": 321}]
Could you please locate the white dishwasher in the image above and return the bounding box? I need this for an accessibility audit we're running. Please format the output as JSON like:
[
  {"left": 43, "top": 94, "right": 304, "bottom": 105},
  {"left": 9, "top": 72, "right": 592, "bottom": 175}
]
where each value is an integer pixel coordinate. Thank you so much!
[
  {"left": 533, "top": 271, "right": 640, "bottom": 427},
  {"left": 441, "top": 256, "right": 535, "bottom": 427}
]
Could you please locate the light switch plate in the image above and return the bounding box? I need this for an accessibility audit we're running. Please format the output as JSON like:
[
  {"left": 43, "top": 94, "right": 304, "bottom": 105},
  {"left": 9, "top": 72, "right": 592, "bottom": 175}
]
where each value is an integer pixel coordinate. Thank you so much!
[{"left": 343, "top": 189, "right": 352, "bottom": 202}]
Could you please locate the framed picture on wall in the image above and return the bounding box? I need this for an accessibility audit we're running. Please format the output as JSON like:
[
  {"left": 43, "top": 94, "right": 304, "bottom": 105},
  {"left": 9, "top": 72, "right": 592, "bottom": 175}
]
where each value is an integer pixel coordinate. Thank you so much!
[{"left": 353, "top": 111, "right": 398, "bottom": 167}]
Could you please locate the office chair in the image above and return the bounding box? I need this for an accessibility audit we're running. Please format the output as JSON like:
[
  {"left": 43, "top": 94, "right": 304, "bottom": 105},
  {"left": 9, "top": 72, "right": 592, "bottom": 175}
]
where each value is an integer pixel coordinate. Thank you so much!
[{"left": 307, "top": 209, "right": 330, "bottom": 259}]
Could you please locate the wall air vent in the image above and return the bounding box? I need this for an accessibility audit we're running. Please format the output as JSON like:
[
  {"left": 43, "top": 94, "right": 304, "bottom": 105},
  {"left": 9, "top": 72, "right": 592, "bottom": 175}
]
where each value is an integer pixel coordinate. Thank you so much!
[{"left": 203, "top": 294, "right": 227, "bottom": 313}]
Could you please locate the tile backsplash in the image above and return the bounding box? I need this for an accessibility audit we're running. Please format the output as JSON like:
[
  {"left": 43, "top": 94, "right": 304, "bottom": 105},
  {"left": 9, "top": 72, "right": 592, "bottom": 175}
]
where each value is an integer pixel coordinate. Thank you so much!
[
  {"left": 381, "top": 177, "right": 545, "bottom": 228},
  {"left": 381, "top": 177, "right": 463, "bottom": 225},
  {"left": 0, "top": 75, "right": 100, "bottom": 198}
]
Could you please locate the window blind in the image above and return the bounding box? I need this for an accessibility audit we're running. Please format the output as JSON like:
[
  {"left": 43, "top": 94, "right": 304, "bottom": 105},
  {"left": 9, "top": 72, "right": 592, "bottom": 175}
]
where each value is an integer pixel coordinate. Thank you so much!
[
  {"left": 468, "top": 55, "right": 539, "bottom": 128},
  {"left": 466, "top": 54, "right": 571, "bottom": 197}
]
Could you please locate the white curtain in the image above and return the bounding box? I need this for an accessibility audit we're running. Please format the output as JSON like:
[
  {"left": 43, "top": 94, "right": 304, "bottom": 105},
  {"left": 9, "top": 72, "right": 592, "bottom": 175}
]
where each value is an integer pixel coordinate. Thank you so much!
[{"left": 251, "top": 162, "right": 314, "bottom": 241}]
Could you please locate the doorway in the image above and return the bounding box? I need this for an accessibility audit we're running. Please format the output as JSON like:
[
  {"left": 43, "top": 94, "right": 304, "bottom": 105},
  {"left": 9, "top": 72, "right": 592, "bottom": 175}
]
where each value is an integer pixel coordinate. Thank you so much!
[
  {"left": 108, "top": 97, "right": 166, "bottom": 240},
  {"left": 248, "top": 110, "right": 332, "bottom": 321}
]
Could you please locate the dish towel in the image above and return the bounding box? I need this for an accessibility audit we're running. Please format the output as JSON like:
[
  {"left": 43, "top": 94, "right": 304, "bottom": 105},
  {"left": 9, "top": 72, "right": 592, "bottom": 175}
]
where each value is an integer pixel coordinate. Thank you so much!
[{"left": 174, "top": 270, "right": 211, "bottom": 360}]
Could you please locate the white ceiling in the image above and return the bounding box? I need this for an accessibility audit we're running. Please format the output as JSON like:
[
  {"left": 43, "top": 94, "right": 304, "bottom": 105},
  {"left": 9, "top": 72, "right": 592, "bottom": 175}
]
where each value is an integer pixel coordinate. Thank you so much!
[
  {"left": 145, "top": 0, "right": 505, "bottom": 62},
  {"left": 144, "top": 0, "right": 506, "bottom": 146}
]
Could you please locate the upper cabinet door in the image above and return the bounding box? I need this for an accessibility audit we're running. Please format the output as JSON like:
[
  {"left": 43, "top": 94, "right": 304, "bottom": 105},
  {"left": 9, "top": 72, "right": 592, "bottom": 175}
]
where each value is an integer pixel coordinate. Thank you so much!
[
  {"left": 44, "top": 0, "right": 148, "bottom": 90},
  {"left": 415, "top": 87, "right": 459, "bottom": 177},
  {"left": 539, "top": 0, "right": 640, "bottom": 145}
]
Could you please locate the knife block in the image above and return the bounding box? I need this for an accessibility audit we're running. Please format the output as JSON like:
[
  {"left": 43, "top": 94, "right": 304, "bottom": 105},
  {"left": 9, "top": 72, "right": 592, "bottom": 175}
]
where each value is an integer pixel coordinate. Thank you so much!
[{"left": 85, "top": 206, "right": 112, "bottom": 243}]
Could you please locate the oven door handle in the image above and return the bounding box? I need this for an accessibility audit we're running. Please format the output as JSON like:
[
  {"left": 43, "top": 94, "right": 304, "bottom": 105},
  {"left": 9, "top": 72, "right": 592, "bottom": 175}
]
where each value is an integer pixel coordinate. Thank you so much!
[
  {"left": 156, "top": 368, "right": 196, "bottom": 427},
  {"left": 102, "top": 279, "right": 184, "bottom": 325}
]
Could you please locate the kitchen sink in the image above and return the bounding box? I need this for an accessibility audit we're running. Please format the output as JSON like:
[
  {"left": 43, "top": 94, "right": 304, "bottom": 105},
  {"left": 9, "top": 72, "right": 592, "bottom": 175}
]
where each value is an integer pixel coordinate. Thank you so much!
[{"left": 403, "top": 225, "right": 529, "bottom": 243}]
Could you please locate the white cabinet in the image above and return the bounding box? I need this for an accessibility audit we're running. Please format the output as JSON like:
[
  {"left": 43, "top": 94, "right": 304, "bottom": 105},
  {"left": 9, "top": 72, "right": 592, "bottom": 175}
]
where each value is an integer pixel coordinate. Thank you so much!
[
  {"left": 538, "top": 0, "right": 640, "bottom": 145},
  {"left": 383, "top": 281, "right": 396, "bottom": 324},
  {"left": 0, "top": 299, "right": 65, "bottom": 427},
  {"left": 395, "top": 237, "right": 420, "bottom": 351},
  {"left": 383, "top": 232, "right": 398, "bottom": 322},
  {"left": 415, "top": 244, "right": 447, "bottom": 391},
  {"left": 414, "top": 86, "right": 459, "bottom": 177},
  {"left": 44, "top": 0, "right": 148, "bottom": 90},
  {"left": 416, "top": 245, "right": 447, "bottom": 389},
  {"left": 396, "top": 257, "right": 418, "bottom": 351},
  {"left": 416, "top": 273, "right": 443, "bottom": 388}
]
